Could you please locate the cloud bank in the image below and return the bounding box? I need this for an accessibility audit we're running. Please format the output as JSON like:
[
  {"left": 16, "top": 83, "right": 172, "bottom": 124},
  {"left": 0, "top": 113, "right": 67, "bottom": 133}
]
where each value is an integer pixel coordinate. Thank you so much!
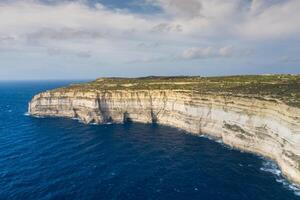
[{"left": 0, "top": 0, "right": 299, "bottom": 79}]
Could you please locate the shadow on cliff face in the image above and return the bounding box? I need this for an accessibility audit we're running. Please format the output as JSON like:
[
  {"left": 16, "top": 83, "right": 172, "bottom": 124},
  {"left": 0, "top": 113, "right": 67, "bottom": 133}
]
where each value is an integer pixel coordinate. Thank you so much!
[
  {"left": 97, "top": 93, "right": 113, "bottom": 123},
  {"left": 123, "top": 110, "right": 157, "bottom": 125},
  {"left": 123, "top": 111, "right": 133, "bottom": 124},
  {"left": 151, "top": 109, "right": 158, "bottom": 124}
]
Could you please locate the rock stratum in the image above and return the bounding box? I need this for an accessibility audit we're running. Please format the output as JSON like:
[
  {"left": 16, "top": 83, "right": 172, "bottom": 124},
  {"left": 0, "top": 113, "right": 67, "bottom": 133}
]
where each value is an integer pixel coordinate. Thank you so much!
[{"left": 28, "top": 75, "right": 300, "bottom": 185}]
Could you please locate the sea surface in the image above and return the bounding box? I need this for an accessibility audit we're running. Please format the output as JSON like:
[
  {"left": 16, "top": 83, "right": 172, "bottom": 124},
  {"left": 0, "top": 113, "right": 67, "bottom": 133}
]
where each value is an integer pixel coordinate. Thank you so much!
[{"left": 0, "top": 81, "right": 300, "bottom": 200}]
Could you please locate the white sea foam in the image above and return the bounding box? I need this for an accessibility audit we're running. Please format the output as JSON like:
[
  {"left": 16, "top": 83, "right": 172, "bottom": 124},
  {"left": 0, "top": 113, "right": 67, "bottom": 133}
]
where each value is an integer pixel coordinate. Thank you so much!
[
  {"left": 88, "top": 122, "right": 114, "bottom": 126},
  {"left": 260, "top": 161, "right": 281, "bottom": 176},
  {"left": 34, "top": 115, "right": 45, "bottom": 118},
  {"left": 198, "top": 134, "right": 233, "bottom": 150},
  {"left": 26, "top": 114, "right": 45, "bottom": 118},
  {"left": 260, "top": 160, "right": 300, "bottom": 196},
  {"left": 199, "top": 134, "right": 216, "bottom": 141},
  {"left": 71, "top": 117, "right": 81, "bottom": 121}
]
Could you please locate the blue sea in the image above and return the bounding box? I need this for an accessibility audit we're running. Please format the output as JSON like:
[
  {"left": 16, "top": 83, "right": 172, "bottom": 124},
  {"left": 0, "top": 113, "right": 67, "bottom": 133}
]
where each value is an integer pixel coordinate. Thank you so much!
[{"left": 0, "top": 81, "right": 300, "bottom": 200}]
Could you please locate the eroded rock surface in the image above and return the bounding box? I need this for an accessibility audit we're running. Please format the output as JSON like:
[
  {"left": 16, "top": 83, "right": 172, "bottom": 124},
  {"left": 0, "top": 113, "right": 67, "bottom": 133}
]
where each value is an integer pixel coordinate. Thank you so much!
[{"left": 28, "top": 75, "right": 300, "bottom": 185}]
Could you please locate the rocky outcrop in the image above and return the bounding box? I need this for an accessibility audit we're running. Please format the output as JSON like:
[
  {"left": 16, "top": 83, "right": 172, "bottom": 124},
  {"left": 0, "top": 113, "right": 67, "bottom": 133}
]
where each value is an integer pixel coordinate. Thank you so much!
[{"left": 29, "top": 89, "right": 300, "bottom": 185}]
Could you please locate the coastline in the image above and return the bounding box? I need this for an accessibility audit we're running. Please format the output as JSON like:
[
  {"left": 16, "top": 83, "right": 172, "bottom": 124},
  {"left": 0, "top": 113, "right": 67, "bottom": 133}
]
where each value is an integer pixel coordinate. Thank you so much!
[{"left": 28, "top": 86, "right": 300, "bottom": 186}]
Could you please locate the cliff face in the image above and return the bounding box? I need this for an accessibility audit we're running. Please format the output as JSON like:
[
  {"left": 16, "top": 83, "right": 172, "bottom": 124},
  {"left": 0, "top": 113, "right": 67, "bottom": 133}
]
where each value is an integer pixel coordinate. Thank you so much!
[{"left": 29, "top": 88, "right": 300, "bottom": 185}]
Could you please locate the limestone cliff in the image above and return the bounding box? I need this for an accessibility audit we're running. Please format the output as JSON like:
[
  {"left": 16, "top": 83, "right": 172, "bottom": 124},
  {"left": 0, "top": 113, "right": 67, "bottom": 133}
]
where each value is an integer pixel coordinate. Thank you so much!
[{"left": 28, "top": 75, "right": 300, "bottom": 185}]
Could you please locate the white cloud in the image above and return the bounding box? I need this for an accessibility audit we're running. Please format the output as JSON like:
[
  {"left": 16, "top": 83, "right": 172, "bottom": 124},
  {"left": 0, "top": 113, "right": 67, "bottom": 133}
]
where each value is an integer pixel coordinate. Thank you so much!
[
  {"left": 0, "top": 0, "right": 298, "bottom": 64},
  {"left": 181, "top": 46, "right": 234, "bottom": 59},
  {"left": 219, "top": 46, "right": 234, "bottom": 57},
  {"left": 280, "top": 56, "right": 300, "bottom": 63},
  {"left": 147, "top": 0, "right": 203, "bottom": 18},
  {"left": 46, "top": 47, "right": 91, "bottom": 58},
  {"left": 149, "top": 0, "right": 300, "bottom": 39},
  {"left": 238, "top": 0, "right": 300, "bottom": 39}
]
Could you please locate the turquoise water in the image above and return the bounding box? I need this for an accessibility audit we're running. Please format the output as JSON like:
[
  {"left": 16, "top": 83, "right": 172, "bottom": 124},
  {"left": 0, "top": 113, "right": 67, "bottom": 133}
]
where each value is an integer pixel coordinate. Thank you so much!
[{"left": 0, "top": 81, "right": 299, "bottom": 200}]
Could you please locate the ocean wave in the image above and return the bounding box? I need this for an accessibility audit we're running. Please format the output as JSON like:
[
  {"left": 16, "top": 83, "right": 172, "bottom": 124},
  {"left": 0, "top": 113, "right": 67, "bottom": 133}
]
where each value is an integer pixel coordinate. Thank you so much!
[
  {"left": 24, "top": 113, "right": 45, "bottom": 118},
  {"left": 260, "top": 161, "right": 281, "bottom": 176},
  {"left": 71, "top": 117, "right": 81, "bottom": 121},
  {"left": 201, "top": 133, "right": 300, "bottom": 197},
  {"left": 260, "top": 160, "right": 300, "bottom": 196},
  {"left": 24, "top": 112, "right": 30, "bottom": 116}
]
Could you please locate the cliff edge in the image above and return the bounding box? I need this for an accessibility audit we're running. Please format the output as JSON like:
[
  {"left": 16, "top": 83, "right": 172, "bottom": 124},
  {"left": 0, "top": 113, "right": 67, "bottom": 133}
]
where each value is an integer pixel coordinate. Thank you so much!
[{"left": 28, "top": 75, "right": 300, "bottom": 185}]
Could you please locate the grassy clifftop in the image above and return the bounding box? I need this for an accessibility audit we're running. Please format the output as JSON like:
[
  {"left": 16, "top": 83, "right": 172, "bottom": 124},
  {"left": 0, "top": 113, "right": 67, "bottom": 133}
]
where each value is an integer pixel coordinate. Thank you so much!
[{"left": 53, "top": 74, "right": 300, "bottom": 107}]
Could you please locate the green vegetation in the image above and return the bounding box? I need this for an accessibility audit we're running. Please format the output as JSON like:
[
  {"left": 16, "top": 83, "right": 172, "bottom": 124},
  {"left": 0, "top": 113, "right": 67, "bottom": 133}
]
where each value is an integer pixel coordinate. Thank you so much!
[{"left": 52, "top": 74, "right": 300, "bottom": 107}]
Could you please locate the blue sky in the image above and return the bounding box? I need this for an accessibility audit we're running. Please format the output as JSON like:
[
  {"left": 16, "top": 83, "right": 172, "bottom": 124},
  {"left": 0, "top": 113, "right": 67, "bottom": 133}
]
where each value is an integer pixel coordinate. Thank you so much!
[{"left": 0, "top": 0, "right": 299, "bottom": 80}]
